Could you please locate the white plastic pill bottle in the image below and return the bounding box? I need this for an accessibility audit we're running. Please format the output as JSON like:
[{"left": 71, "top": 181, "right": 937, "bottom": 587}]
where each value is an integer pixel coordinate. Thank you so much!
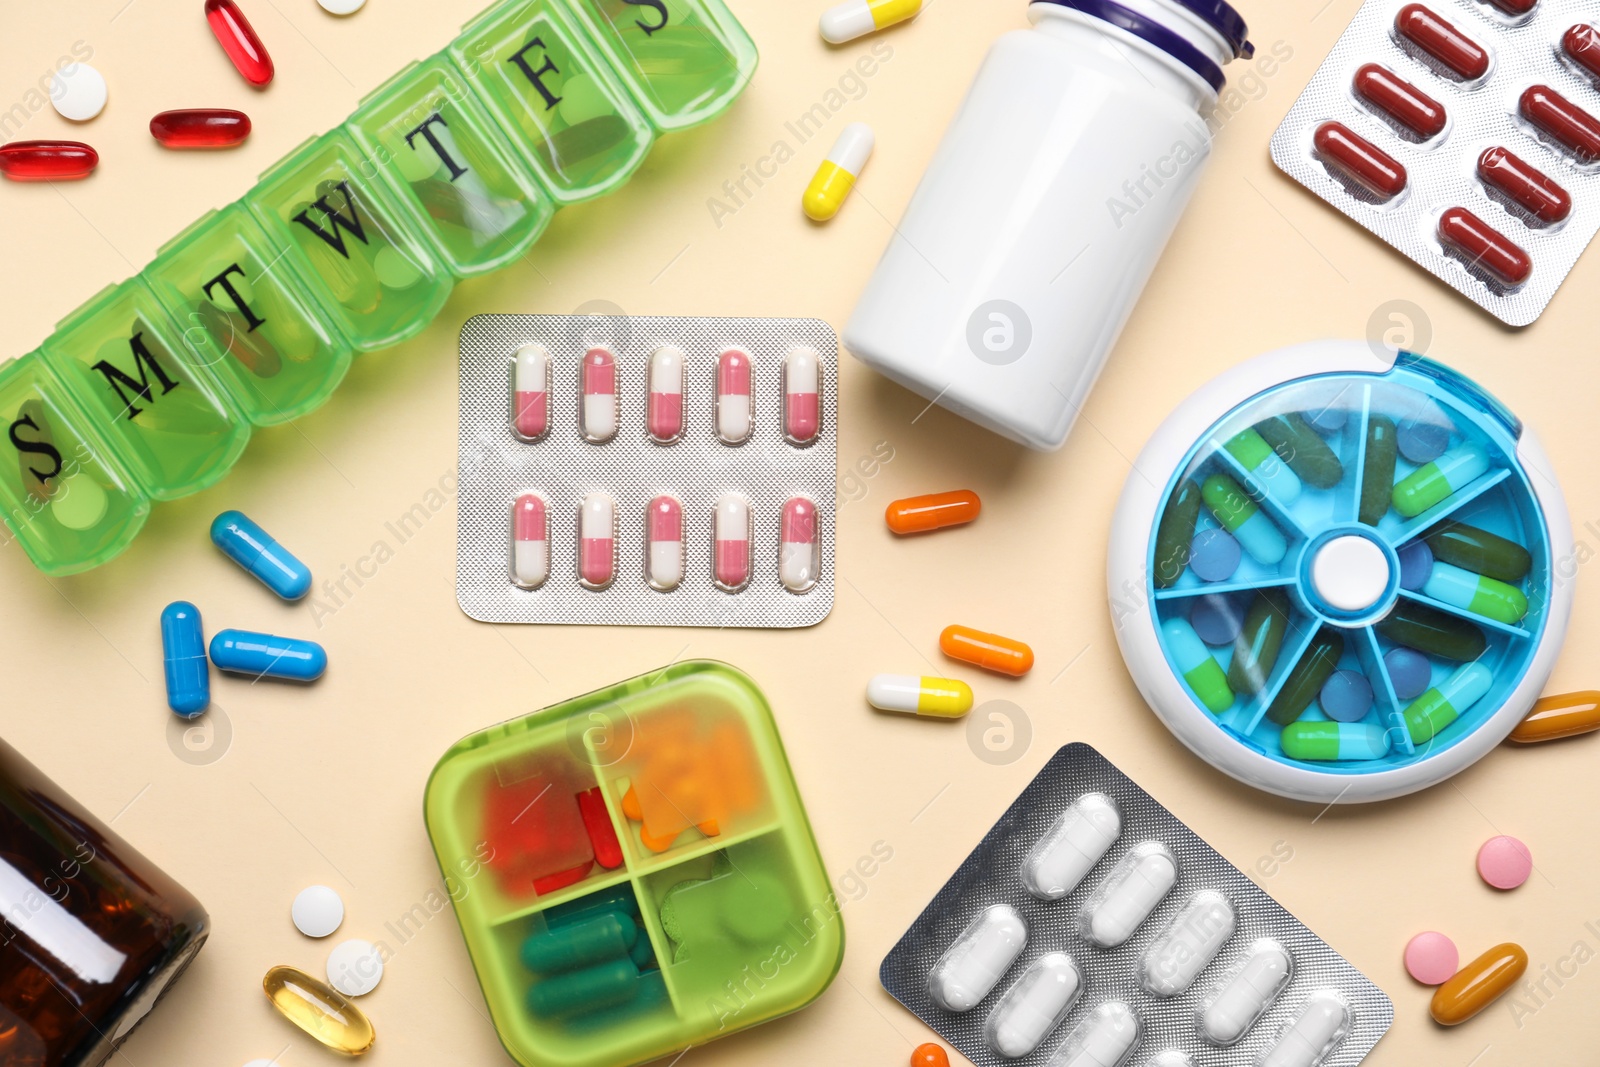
[{"left": 844, "top": 0, "right": 1253, "bottom": 451}]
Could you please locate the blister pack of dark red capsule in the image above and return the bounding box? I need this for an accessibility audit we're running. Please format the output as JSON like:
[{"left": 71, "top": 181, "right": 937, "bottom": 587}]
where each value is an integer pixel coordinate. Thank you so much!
[
  {"left": 1270, "top": 0, "right": 1600, "bottom": 326},
  {"left": 881, "top": 745, "right": 1393, "bottom": 1067},
  {"left": 456, "top": 314, "right": 837, "bottom": 628}
]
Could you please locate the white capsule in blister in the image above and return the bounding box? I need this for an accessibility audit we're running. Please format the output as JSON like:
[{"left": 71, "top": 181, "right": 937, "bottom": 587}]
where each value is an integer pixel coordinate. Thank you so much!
[
  {"left": 1198, "top": 939, "right": 1294, "bottom": 1046},
  {"left": 1139, "top": 1053, "right": 1191, "bottom": 1067},
  {"left": 1046, "top": 1001, "right": 1141, "bottom": 1067},
  {"left": 1021, "top": 793, "right": 1121, "bottom": 901},
  {"left": 1259, "top": 993, "right": 1350, "bottom": 1067},
  {"left": 1081, "top": 843, "right": 1177, "bottom": 948},
  {"left": 984, "top": 952, "right": 1082, "bottom": 1057},
  {"left": 927, "top": 904, "right": 1027, "bottom": 1012},
  {"left": 1139, "top": 891, "right": 1235, "bottom": 997}
]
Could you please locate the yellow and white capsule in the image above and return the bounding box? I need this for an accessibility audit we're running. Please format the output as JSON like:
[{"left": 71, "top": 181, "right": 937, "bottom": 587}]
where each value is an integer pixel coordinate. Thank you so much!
[
  {"left": 803, "top": 122, "right": 874, "bottom": 222},
  {"left": 820, "top": 0, "right": 922, "bottom": 43},
  {"left": 867, "top": 673, "right": 972, "bottom": 718}
]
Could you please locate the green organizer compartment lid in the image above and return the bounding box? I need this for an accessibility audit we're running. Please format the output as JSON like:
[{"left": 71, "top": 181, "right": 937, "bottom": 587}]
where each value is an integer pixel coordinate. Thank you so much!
[
  {"left": 144, "top": 204, "right": 354, "bottom": 427},
  {"left": 246, "top": 128, "right": 455, "bottom": 351},
  {"left": 40, "top": 278, "right": 251, "bottom": 501},
  {"left": 423, "top": 661, "right": 843, "bottom": 1067},
  {"left": 0, "top": 352, "right": 150, "bottom": 576},
  {"left": 449, "top": 0, "right": 658, "bottom": 206},
  {"left": 349, "top": 55, "right": 557, "bottom": 277},
  {"left": 564, "top": 0, "right": 757, "bottom": 131}
]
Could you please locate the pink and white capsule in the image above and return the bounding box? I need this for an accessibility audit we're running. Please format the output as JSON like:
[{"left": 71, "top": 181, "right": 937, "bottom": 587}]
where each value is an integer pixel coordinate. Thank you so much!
[
  {"left": 714, "top": 494, "right": 752, "bottom": 590},
  {"left": 578, "top": 492, "right": 615, "bottom": 587},
  {"left": 647, "top": 495, "right": 684, "bottom": 591},
  {"left": 784, "top": 346, "right": 821, "bottom": 444},
  {"left": 513, "top": 343, "right": 549, "bottom": 440},
  {"left": 511, "top": 494, "right": 548, "bottom": 589},
  {"left": 647, "top": 345, "right": 686, "bottom": 443},
  {"left": 581, "top": 347, "right": 618, "bottom": 443},
  {"left": 716, "top": 348, "right": 753, "bottom": 444},
  {"left": 780, "top": 497, "right": 820, "bottom": 592}
]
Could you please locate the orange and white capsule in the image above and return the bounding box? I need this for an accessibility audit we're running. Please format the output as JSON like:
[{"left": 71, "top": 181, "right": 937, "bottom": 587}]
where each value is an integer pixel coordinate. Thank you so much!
[
  {"left": 784, "top": 346, "right": 821, "bottom": 444},
  {"left": 578, "top": 492, "right": 615, "bottom": 588},
  {"left": 513, "top": 344, "right": 549, "bottom": 440},
  {"left": 647, "top": 345, "right": 685, "bottom": 443},
  {"left": 713, "top": 493, "right": 752, "bottom": 591},
  {"left": 780, "top": 497, "right": 820, "bottom": 593},
  {"left": 511, "top": 493, "right": 548, "bottom": 589},
  {"left": 715, "top": 348, "right": 753, "bottom": 444},
  {"left": 647, "top": 495, "right": 683, "bottom": 591},
  {"left": 581, "top": 347, "right": 618, "bottom": 443}
]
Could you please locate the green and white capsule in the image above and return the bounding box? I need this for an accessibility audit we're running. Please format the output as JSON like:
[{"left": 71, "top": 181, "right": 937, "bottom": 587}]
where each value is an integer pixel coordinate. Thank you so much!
[
  {"left": 1162, "top": 617, "right": 1233, "bottom": 713},
  {"left": 1280, "top": 721, "right": 1392, "bottom": 762},
  {"left": 1403, "top": 662, "right": 1493, "bottom": 744},
  {"left": 1423, "top": 561, "right": 1528, "bottom": 625},
  {"left": 1392, "top": 444, "right": 1489, "bottom": 518},
  {"left": 1225, "top": 428, "right": 1302, "bottom": 506},
  {"left": 1201, "top": 474, "right": 1286, "bottom": 566}
]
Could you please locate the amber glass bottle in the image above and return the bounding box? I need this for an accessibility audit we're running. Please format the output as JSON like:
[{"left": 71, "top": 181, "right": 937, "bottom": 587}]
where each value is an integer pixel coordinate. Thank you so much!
[{"left": 0, "top": 738, "right": 207, "bottom": 1066}]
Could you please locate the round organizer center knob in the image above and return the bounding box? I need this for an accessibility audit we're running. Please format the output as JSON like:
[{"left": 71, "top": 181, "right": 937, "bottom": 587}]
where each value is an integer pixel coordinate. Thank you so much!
[{"left": 1311, "top": 535, "right": 1390, "bottom": 613}]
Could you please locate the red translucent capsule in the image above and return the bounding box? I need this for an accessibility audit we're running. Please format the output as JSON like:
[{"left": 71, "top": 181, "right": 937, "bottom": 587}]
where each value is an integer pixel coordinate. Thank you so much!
[
  {"left": 1314, "top": 121, "right": 1407, "bottom": 199},
  {"left": 0, "top": 140, "right": 97, "bottom": 181},
  {"left": 149, "top": 109, "right": 251, "bottom": 148},
  {"left": 1477, "top": 147, "right": 1571, "bottom": 224},
  {"left": 205, "top": 0, "right": 274, "bottom": 87},
  {"left": 1439, "top": 207, "right": 1532, "bottom": 285},
  {"left": 1354, "top": 64, "right": 1447, "bottom": 139},
  {"left": 1520, "top": 85, "right": 1600, "bottom": 164},
  {"left": 1396, "top": 5, "right": 1490, "bottom": 80},
  {"left": 1565, "top": 25, "right": 1600, "bottom": 81}
]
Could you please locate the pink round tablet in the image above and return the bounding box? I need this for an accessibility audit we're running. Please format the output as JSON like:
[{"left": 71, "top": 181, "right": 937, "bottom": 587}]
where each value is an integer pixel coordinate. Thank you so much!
[
  {"left": 1477, "top": 835, "right": 1533, "bottom": 890},
  {"left": 1404, "top": 931, "right": 1459, "bottom": 985}
]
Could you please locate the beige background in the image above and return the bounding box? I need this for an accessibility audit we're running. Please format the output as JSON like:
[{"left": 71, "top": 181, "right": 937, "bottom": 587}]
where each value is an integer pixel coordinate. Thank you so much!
[{"left": 2, "top": 0, "right": 1597, "bottom": 1064}]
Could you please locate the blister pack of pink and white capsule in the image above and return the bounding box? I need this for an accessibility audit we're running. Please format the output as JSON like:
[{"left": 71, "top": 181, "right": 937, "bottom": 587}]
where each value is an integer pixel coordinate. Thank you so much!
[
  {"left": 456, "top": 314, "right": 836, "bottom": 628},
  {"left": 880, "top": 745, "right": 1393, "bottom": 1067},
  {"left": 1269, "top": 0, "right": 1600, "bottom": 326}
]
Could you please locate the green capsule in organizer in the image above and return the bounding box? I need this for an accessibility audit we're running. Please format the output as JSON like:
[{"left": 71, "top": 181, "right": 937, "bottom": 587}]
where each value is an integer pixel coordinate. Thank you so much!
[
  {"left": 1255, "top": 413, "right": 1343, "bottom": 490},
  {"left": 1225, "top": 427, "right": 1301, "bottom": 505},
  {"left": 1228, "top": 589, "right": 1290, "bottom": 696},
  {"left": 1202, "top": 473, "right": 1286, "bottom": 566},
  {"left": 1359, "top": 414, "right": 1397, "bottom": 526},
  {"left": 1424, "top": 521, "right": 1532, "bottom": 584},
  {"left": 1404, "top": 662, "right": 1493, "bottom": 744},
  {"left": 1265, "top": 629, "right": 1344, "bottom": 726},
  {"left": 1422, "top": 560, "right": 1529, "bottom": 625},
  {"left": 1153, "top": 478, "right": 1201, "bottom": 589},
  {"left": 1281, "top": 721, "right": 1392, "bottom": 762},
  {"left": 1392, "top": 444, "right": 1490, "bottom": 518},
  {"left": 1377, "top": 601, "right": 1487, "bottom": 662},
  {"left": 1162, "top": 617, "right": 1233, "bottom": 714}
]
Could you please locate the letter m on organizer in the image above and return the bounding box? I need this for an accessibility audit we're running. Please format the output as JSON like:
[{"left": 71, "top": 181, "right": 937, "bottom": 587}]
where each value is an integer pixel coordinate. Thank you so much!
[{"left": 291, "top": 179, "right": 369, "bottom": 258}]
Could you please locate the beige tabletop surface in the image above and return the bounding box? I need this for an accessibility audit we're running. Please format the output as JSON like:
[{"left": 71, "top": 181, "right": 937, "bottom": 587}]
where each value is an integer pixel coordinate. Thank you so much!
[{"left": 3, "top": 1, "right": 1597, "bottom": 1064}]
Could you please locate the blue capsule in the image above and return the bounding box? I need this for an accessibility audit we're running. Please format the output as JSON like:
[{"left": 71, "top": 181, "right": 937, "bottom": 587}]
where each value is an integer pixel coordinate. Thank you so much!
[
  {"left": 211, "top": 510, "right": 312, "bottom": 600},
  {"left": 209, "top": 629, "right": 327, "bottom": 681},
  {"left": 160, "top": 601, "right": 210, "bottom": 717}
]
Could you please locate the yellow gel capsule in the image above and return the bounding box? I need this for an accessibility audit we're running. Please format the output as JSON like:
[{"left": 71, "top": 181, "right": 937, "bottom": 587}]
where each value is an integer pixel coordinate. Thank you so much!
[
  {"left": 867, "top": 673, "right": 973, "bottom": 718},
  {"left": 264, "top": 964, "right": 376, "bottom": 1054},
  {"left": 803, "top": 123, "right": 874, "bottom": 222},
  {"left": 820, "top": 0, "right": 923, "bottom": 43}
]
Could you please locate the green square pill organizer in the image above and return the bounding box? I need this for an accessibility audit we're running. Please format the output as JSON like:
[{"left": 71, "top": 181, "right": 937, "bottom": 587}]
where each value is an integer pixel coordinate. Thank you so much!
[{"left": 423, "top": 661, "right": 843, "bottom": 1067}]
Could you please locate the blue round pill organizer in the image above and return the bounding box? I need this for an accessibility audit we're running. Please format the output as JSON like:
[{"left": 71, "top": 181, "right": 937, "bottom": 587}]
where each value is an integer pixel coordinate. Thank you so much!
[{"left": 1108, "top": 340, "right": 1574, "bottom": 803}]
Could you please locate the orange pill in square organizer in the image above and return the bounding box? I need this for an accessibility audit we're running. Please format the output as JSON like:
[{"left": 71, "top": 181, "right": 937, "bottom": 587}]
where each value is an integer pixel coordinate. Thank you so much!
[
  {"left": 886, "top": 490, "right": 981, "bottom": 534},
  {"left": 941, "top": 626, "right": 1034, "bottom": 677}
]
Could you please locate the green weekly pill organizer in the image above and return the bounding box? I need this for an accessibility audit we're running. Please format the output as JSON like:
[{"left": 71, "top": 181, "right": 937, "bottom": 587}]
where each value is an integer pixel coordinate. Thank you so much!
[
  {"left": 423, "top": 661, "right": 843, "bottom": 1067},
  {"left": 0, "top": 0, "right": 756, "bottom": 577}
]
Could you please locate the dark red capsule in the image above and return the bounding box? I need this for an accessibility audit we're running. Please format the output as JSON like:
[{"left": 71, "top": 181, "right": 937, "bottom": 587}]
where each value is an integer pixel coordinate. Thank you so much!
[
  {"left": 150, "top": 109, "right": 252, "bottom": 148},
  {"left": 1396, "top": 5, "right": 1490, "bottom": 80},
  {"left": 1482, "top": 0, "right": 1536, "bottom": 13},
  {"left": 1563, "top": 25, "right": 1600, "bottom": 82},
  {"left": 1520, "top": 85, "right": 1600, "bottom": 164},
  {"left": 1439, "top": 206, "right": 1532, "bottom": 285},
  {"left": 205, "top": 0, "right": 274, "bottom": 88},
  {"left": 0, "top": 140, "right": 98, "bottom": 181},
  {"left": 1478, "top": 147, "right": 1571, "bottom": 224},
  {"left": 1314, "top": 121, "right": 1407, "bottom": 199},
  {"left": 1354, "top": 63, "right": 1448, "bottom": 139}
]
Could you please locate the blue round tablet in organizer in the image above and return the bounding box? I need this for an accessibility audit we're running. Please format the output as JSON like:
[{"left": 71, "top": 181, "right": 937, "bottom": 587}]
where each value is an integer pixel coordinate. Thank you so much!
[
  {"left": 1189, "top": 595, "right": 1244, "bottom": 646},
  {"left": 1189, "top": 527, "right": 1241, "bottom": 582},
  {"left": 1398, "top": 420, "right": 1451, "bottom": 465},
  {"left": 1305, "top": 406, "right": 1348, "bottom": 432},
  {"left": 1384, "top": 647, "right": 1433, "bottom": 700},
  {"left": 1321, "top": 670, "right": 1374, "bottom": 722},
  {"left": 1396, "top": 540, "right": 1434, "bottom": 590}
]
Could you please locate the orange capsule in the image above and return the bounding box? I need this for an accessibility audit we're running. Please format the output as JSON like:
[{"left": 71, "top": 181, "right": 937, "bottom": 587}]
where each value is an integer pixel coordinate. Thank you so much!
[
  {"left": 911, "top": 1043, "right": 950, "bottom": 1067},
  {"left": 1430, "top": 942, "right": 1527, "bottom": 1025},
  {"left": 1509, "top": 690, "right": 1600, "bottom": 743},
  {"left": 940, "top": 626, "right": 1034, "bottom": 677},
  {"left": 886, "top": 490, "right": 981, "bottom": 535}
]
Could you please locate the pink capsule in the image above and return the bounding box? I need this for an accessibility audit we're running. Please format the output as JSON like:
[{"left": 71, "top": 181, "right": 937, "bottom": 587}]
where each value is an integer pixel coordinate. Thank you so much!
[
  {"left": 647, "top": 345, "right": 685, "bottom": 443},
  {"left": 578, "top": 493, "right": 615, "bottom": 588},
  {"left": 784, "top": 346, "right": 821, "bottom": 444},
  {"left": 646, "top": 495, "right": 684, "bottom": 591},
  {"left": 0, "top": 140, "right": 98, "bottom": 181},
  {"left": 511, "top": 494, "right": 548, "bottom": 589},
  {"left": 149, "top": 108, "right": 252, "bottom": 148},
  {"left": 713, "top": 494, "right": 752, "bottom": 591},
  {"left": 715, "top": 348, "right": 753, "bottom": 444},
  {"left": 581, "top": 347, "right": 618, "bottom": 443},
  {"left": 513, "top": 343, "right": 549, "bottom": 440},
  {"left": 780, "top": 497, "right": 820, "bottom": 593}
]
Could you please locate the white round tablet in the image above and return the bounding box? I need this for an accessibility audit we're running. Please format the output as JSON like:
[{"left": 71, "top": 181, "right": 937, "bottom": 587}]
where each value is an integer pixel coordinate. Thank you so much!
[
  {"left": 291, "top": 885, "right": 345, "bottom": 938},
  {"left": 327, "top": 938, "right": 383, "bottom": 996},
  {"left": 317, "top": 0, "right": 367, "bottom": 13},
  {"left": 50, "top": 64, "right": 108, "bottom": 122}
]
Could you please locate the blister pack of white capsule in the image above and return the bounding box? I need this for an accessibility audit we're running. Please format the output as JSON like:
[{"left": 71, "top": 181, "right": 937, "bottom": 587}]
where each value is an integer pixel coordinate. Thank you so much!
[
  {"left": 1269, "top": 0, "right": 1600, "bottom": 326},
  {"left": 456, "top": 314, "right": 837, "bottom": 628},
  {"left": 880, "top": 744, "right": 1393, "bottom": 1067}
]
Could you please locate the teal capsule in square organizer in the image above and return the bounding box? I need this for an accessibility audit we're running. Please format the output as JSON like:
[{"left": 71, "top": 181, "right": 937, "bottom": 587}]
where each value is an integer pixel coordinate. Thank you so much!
[
  {"left": 246, "top": 129, "right": 454, "bottom": 351},
  {"left": 143, "top": 204, "right": 353, "bottom": 426},
  {"left": 40, "top": 279, "right": 250, "bottom": 501},
  {"left": 348, "top": 55, "right": 557, "bottom": 277}
]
